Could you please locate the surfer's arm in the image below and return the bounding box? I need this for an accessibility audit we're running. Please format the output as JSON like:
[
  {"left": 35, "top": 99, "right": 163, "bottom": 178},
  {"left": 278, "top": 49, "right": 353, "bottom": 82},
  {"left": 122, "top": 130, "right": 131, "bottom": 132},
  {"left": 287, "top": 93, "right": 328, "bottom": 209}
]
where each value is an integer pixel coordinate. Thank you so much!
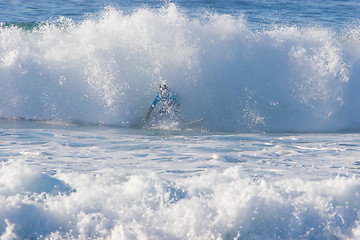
[
  {"left": 145, "top": 93, "right": 160, "bottom": 119},
  {"left": 145, "top": 104, "right": 155, "bottom": 119},
  {"left": 170, "top": 92, "right": 179, "bottom": 105}
]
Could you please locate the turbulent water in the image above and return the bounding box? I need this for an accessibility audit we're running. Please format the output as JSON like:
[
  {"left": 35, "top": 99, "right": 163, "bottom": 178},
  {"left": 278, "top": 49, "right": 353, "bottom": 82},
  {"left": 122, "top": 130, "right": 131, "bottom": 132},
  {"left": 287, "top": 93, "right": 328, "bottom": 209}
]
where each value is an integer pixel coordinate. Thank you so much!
[
  {"left": 1, "top": 1, "right": 360, "bottom": 239},
  {"left": 1, "top": 2, "right": 360, "bottom": 132}
]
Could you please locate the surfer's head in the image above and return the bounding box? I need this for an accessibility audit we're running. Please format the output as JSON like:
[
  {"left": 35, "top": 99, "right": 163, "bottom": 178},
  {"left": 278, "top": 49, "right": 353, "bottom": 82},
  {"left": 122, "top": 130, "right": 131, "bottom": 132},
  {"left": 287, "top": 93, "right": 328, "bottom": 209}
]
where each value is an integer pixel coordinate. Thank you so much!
[{"left": 159, "top": 83, "right": 168, "bottom": 96}]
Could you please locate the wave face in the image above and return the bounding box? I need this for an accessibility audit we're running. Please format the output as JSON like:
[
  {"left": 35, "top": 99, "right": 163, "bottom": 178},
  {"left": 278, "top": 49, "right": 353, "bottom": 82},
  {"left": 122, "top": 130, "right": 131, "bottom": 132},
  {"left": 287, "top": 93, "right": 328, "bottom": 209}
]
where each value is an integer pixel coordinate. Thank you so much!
[{"left": 1, "top": 4, "right": 360, "bottom": 132}]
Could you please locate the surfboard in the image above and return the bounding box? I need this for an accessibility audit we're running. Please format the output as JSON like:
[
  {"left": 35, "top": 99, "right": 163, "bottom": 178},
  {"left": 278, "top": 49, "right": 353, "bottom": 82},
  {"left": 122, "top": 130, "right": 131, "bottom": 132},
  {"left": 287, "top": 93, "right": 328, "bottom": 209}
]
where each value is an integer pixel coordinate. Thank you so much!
[{"left": 182, "top": 118, "right": 206, "bottom": 126}]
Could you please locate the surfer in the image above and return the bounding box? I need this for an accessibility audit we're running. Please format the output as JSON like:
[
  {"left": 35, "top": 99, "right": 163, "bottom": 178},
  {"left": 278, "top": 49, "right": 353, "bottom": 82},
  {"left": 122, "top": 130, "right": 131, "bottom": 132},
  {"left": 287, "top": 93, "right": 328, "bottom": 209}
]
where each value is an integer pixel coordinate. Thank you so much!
[{"left": 145, "top": 83, "right": 180, "bottom": 120}]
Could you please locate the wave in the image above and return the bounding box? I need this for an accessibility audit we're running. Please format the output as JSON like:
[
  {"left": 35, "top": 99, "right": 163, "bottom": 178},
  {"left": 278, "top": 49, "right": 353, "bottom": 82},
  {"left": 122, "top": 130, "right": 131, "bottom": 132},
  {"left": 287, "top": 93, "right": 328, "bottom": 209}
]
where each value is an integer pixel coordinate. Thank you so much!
[
  {"left": 1, "top": 160, "right": 360, "bottom": 239},
  {"left": 1, "top": 4, "right": 360, "bottom": 132}
]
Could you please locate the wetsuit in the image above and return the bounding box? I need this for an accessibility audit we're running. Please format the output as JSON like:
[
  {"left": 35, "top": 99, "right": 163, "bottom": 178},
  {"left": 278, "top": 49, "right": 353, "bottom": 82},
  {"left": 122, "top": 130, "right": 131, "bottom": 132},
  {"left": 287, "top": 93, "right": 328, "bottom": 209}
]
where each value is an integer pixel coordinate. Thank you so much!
[
  {"left": 146, "top": 90, "right": 180, "bottom": 119},
  {"left": 152, "top": 91, "right": 178, "bottom": 109}
]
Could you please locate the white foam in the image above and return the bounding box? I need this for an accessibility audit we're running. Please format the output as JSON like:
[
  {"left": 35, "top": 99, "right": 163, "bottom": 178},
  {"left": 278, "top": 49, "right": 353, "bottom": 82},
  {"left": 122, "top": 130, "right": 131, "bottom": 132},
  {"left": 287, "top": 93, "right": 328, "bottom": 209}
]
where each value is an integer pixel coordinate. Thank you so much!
[
  {"left": 0, "top": 160, "right": 359, "bottom": 239},
  {"left": 0, "top": 4, "right": 360, "bottom": 132}
]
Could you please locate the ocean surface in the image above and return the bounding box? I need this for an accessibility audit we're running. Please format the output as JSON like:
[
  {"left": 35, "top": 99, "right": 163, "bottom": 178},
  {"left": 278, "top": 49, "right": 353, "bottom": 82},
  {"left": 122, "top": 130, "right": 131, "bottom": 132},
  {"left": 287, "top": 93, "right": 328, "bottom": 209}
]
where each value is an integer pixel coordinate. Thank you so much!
[{"left": 1, "top": 0, "right": 360, "bottom": 239}]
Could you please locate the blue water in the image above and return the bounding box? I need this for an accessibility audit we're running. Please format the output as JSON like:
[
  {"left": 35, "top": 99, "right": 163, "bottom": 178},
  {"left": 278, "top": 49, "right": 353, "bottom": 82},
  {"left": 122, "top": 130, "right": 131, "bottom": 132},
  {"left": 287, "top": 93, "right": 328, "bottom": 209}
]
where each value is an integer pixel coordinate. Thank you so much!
[
  {"left": 2, "top": 0, "right": 360, "bottom": 29},
  {"left": 1, "top": 1, "right": 360, "bottom": 239}
]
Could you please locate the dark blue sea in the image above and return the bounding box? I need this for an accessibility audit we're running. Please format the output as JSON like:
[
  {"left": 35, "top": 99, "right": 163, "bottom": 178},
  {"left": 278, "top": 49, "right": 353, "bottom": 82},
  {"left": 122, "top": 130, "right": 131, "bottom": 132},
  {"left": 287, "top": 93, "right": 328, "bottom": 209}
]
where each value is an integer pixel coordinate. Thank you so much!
[{"left": 1, "top": 1, "right": 360, "bottom": 239}]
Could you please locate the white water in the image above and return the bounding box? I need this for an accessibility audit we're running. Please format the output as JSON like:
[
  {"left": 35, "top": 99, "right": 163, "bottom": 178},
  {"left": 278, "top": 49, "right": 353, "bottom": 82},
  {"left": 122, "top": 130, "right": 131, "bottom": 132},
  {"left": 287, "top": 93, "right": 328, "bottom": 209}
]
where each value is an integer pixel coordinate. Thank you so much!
[
  {"left": 1, "top": 4, "right": 360, "bottom": 132},
  {"left": 0, "top": 121, "right": 360, "bottom": 239},
  {"left": 2, "top": 4, "right": 360, "bottom": 239}
]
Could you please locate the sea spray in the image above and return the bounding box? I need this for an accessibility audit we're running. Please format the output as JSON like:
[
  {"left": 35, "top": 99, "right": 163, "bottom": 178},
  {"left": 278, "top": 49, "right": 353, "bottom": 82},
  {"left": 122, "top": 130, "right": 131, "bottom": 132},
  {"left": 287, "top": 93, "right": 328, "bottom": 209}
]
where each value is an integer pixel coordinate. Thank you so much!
[{"left": 0, "top": 4, "right": 359, "bottom": 132}]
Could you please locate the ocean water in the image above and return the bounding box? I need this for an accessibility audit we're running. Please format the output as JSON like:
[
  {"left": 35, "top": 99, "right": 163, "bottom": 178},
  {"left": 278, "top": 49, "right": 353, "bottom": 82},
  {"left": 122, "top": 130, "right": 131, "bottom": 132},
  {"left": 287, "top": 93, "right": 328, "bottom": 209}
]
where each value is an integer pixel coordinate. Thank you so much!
[{"left": 1, "top": 0, "right": 360, "bottom": 239}]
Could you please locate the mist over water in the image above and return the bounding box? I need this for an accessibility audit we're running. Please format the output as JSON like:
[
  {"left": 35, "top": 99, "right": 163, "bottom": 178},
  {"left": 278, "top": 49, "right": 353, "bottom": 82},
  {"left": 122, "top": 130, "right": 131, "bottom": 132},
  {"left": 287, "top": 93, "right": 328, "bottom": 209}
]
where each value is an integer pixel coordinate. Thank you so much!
[{"left": 1, "top": 4, "right": 360, "bottom": 132}]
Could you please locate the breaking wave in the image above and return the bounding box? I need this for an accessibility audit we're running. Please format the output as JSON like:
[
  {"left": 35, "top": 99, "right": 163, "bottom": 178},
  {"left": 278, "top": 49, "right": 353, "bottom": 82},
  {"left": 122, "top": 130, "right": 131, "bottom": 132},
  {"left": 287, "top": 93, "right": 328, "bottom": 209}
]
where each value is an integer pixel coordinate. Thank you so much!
[{"left": 1, "top": 4, "right": 360, "bottom": 132}]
